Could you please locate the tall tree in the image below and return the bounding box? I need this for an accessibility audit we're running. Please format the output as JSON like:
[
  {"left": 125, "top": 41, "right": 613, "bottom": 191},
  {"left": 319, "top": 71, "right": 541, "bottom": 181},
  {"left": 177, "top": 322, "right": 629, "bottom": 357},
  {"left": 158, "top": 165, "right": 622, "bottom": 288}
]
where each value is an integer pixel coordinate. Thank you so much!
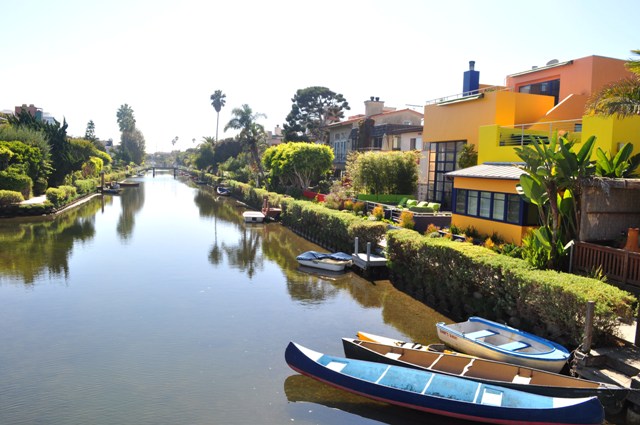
[
  {"left": 116, "top": 104, "right": 136, "bottom": 132},
  {"left": 283, "top": 86, "right": 350, "bottom": 143},
  {"left": 224, "top": 104, "right": 267, "bottom": 182},
  {"left": 116, "top": 104, "right": 145, "bottom": 165},
  {"left": 85, "top": 120, "right": 96, "bottom": 141},
  {"left": 210, "top": 90, "right": 226, "bottom": 142}
]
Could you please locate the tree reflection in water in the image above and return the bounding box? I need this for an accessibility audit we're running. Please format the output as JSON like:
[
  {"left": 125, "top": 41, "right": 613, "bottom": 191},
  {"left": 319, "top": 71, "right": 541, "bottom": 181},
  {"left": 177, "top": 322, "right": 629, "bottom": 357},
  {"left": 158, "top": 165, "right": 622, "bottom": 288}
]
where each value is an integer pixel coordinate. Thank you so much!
[
  {"left": 116, "top": 183, "right": 145, "bottom": 240},
  {"left": 0, "top": 198, "right": 102, "bottom": 284}
]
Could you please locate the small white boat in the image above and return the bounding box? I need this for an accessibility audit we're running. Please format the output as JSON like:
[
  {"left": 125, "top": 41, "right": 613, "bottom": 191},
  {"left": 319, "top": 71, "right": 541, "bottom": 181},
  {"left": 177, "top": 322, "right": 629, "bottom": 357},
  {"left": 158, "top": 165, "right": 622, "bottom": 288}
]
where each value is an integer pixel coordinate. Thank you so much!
[
  {"left": 436, "top": 316, "right": 571, "bottom": 373},
  {"left": 243, "top": 211, "right": 265, "bottom": 223},
  {"left": 296, "top": 251, "right": 353, "bottom": 272}
]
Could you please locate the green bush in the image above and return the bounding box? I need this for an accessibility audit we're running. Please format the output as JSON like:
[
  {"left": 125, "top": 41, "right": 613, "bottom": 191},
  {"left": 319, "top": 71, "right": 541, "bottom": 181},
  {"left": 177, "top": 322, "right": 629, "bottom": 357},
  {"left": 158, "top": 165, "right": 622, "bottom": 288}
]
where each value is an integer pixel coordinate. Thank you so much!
[
  {"left": 45, "top": 185, "right": 77, "bottom": 208},
  {"left": 348, "top": 220, "right": 388, "bottom": 249},
  {"left": 280, "top": 198, "right": 362, "bottom": 252},
  {"left": 45, "top": 187, "right": 66, "bottom": 208},
  {"left": 0, "top": 170, "right": 33, "bottom": 198},
  {"left": 74, "top": 179, "right": 98, "bottom": 195},
  {"left": 386, "top": 229, "right": 635, "bottom": 347},
  {"left": 0, "top": 190, "right": 24, "bottom": 206}
]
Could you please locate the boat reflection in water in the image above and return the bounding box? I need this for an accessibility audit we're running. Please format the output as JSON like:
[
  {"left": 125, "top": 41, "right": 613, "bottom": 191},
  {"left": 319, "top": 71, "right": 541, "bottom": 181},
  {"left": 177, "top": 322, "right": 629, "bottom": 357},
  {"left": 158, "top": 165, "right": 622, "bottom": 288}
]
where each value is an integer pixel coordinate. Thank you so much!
[{"left": 284, "top": 374, "right": 473, "bottom": 425}]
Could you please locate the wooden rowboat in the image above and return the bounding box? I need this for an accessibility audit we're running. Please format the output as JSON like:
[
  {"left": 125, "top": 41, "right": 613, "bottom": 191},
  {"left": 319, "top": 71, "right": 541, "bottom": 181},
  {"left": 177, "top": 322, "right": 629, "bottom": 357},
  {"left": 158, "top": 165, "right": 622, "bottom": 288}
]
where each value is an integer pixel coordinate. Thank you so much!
[
  {"left": 436, "top": 316, "right": 571, "bottom": 373},
  {"left": 342, "top": 337, "right": 628, "bottom": 411},
  {"left": 357, "top": 331, "right": 473, "bottom": 356},
  {"left": 285, "top": 341, "right": 604, "bottom": 425}
]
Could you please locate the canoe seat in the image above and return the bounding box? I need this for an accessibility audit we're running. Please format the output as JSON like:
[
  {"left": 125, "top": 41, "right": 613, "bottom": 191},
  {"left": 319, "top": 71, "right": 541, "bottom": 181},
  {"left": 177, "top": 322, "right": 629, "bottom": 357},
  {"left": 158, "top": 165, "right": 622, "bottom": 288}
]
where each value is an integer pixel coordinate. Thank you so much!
[
  {"left": 512, "top": 374, "right": 532, "bottom": 384},
  {"left": 384, "top": 352, "right": 402, "bottom": 360},
  {"left": 498, "top": 341, "right": 530, "bottom": 351},
  {"left": 465, "top": 329, "right": 496, "bottom": 340}
]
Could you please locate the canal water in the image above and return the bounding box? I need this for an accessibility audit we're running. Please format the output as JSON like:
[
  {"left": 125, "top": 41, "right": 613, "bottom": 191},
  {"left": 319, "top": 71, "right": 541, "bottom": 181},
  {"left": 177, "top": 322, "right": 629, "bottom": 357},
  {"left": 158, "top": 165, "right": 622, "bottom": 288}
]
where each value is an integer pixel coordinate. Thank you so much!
[
  {"left": 0, "top": 173, "right": 460, "bottom": 425},
  {"left": 0, "top": 173, "right": 619, "bottom": 425}
]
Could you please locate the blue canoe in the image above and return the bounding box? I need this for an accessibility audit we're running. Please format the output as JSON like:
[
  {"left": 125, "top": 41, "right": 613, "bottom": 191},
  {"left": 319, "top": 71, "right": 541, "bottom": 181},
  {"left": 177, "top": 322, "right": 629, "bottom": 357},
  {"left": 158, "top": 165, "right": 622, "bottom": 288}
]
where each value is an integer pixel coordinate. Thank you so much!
[
  {"left": 436, "top": 317, "right": 571, "bottom": 373},
  {"left": 285, "top": 342, "right": 603, "bottom": 425}
]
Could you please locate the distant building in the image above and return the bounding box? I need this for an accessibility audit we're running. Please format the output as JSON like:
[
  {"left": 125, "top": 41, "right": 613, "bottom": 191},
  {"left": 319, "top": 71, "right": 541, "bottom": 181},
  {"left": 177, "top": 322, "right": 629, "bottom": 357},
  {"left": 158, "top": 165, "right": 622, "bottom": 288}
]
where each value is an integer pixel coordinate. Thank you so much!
[
  {"left": 266, "top": 125, "right": 284, "bottom": 147},
  {"left": 12, "top": 104, "right": 56, "bottom": 124},
  {"left": 327, "top": 97, "right": 423, "bottom": 175}
]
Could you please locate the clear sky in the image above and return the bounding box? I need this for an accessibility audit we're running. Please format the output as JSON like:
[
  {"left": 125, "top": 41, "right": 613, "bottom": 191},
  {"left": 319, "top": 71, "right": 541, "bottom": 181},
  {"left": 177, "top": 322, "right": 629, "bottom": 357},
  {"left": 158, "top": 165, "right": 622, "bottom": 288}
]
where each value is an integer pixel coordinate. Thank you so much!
[{"left": 1, "top": 0, "right": 637, "bottom": 153}]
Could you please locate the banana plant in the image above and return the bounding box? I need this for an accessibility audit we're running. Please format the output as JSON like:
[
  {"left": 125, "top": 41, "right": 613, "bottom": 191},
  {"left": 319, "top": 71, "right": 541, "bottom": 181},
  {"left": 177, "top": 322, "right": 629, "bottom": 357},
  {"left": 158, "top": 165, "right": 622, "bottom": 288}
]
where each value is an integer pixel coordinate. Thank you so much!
[
  {"left": 515, "top": 134, "right": 596, "bottom": 269},
  {"left": 595, "top": 142, "right": 634, "bottom": 177}
]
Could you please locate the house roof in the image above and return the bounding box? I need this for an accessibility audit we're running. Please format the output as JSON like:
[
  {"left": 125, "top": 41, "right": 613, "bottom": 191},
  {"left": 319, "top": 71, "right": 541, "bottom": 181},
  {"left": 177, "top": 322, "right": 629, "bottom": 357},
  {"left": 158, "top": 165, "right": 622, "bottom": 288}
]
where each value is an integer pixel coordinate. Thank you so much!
[
  {"left": 328, "top": 108, "right": 423, "bottom": 128},
  {"left": 445, "top": 163, "right": 526, "bottom": 180}
]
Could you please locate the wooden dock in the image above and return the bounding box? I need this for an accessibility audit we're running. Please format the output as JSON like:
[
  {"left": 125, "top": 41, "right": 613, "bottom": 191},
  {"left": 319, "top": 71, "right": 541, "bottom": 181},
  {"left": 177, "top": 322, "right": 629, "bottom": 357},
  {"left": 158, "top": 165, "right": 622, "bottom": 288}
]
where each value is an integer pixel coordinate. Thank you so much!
[{"left": 351, "top": 237, "right": 387, "bottom": 271}]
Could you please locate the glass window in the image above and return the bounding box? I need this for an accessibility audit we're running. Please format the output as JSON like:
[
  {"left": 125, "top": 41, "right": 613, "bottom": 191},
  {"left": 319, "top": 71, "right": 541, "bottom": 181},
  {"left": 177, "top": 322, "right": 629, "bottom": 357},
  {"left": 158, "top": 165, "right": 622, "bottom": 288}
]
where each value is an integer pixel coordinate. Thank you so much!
[
  {"left": 455, "top": 189, "right": 467, "bottom": 213},
  {"left": 410, "top": 138, "right": 417, "bottom": 150},
  {"left": 492, "top": 193, "right": 505, "bottom": 221},
  {"left": 479, "top": 192, "right": 492, "bottom": 218},
  {"left": 467, "top": 191, "right": 478, "bottom": 216},
  {"left": 506, "top": 194, "right": 521, "bottom": 224}
]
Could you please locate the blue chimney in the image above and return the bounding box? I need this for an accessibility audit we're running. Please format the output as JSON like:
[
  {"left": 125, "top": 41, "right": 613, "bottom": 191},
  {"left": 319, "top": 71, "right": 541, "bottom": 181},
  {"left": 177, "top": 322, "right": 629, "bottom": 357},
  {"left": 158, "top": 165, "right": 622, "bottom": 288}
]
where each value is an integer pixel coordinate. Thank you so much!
[{"left": 463, "top": 61, "right": 480, "bottom": 96}]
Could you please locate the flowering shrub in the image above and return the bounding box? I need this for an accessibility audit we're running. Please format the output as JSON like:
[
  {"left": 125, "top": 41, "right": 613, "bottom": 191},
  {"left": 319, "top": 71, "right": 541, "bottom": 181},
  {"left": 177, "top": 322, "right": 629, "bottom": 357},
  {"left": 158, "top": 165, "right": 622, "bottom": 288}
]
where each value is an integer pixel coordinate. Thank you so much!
[{"left": 372, "top": 205, "right": 385, "bottom": 220}]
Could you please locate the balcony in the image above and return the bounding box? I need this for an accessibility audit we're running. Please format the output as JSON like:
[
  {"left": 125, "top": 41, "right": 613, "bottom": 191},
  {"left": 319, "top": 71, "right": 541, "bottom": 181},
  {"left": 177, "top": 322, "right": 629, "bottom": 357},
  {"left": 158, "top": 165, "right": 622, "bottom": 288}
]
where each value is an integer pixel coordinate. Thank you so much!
[
  {"left": 499, "top": 119, "right": 582, "bottom": 146},
  {"left": 478, "top": 119, "right": 583, "bottom": 163}
]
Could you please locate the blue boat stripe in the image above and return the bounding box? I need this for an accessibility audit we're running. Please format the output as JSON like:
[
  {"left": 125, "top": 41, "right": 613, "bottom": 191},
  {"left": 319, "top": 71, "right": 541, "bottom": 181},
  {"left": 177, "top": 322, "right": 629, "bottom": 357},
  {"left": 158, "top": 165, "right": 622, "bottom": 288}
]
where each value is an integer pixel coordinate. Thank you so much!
[
  {"left": 420, "top": 372, "right": 435, "bottom": 394},
  {"left": 375, "top": 365, "right": 392, "bottom": 384}
]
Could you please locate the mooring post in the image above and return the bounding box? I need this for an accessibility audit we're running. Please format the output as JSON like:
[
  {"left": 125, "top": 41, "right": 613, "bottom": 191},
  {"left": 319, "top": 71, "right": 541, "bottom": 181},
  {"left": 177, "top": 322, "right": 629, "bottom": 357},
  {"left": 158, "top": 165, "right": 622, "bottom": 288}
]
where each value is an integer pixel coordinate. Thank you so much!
[
  {"left": 366, "top": 242, "right": 371, "bottom": 265},
  {"left": 581, "top": 300, "right": 595, "bottom": 353},
  {"left": 354, "top": 237, "right": 359, "bottom": 255}
]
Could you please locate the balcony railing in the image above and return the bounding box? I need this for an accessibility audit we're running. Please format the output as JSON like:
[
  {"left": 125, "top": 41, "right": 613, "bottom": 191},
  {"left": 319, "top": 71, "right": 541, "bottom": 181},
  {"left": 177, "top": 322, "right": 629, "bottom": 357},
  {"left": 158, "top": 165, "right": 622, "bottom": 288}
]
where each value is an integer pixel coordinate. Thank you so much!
[
  {"left": 499, "top": 119, "right": 582, "bottom": 147},
  {"left": 572, "top": 241, "right": 640, "bottom": 290},
  {"left": 425, "top": 85, "right": 509, "bottom": 106}
]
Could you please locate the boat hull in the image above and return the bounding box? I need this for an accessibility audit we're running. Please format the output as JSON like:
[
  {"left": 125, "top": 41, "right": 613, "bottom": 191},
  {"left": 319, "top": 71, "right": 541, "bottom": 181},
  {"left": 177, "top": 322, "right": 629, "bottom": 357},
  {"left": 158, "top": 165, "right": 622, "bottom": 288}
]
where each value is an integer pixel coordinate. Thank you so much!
[
  {"left": 297, "top": 259, "right": 350, "bottom": 272},
  {"left": 285, "top": 342, "right": 603, "bottom": 425},
  {"left": 437, "top": 317, "right": 570, "bottom": 373},
  {"left": 343, "top": 337, "right": 627, "bottom": 409},
  {"left": 242, "top": 211, "right": 265, "bottom": 223}
]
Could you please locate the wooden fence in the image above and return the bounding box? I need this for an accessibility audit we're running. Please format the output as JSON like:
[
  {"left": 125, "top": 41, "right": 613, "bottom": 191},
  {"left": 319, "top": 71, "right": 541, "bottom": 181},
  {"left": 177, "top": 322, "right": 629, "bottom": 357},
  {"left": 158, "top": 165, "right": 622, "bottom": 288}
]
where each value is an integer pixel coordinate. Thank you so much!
[{"left": 573, "top": 241, "right": 640, "bottom": 291}]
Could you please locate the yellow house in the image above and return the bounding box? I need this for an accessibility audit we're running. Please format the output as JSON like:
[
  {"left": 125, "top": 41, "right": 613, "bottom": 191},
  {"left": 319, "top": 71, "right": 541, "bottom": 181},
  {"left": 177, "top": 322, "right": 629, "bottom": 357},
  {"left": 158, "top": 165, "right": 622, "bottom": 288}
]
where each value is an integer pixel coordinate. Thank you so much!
[{"left": 422, "top": 55, "right": 640, "bottom": 244}]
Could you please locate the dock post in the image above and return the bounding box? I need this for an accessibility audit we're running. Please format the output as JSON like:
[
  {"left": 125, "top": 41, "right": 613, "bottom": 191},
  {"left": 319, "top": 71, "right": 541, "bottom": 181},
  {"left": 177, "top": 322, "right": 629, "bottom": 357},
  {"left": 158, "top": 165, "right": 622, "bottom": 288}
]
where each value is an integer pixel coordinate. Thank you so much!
[
  {"left": 354, "top": 237, "right": 359, "bottom": 255},
  {"left": 366, "top": 242, "right": 371, "bottom": 265},
  {"left": 581, "top": 300, "right": 595, "bottom": 353}
]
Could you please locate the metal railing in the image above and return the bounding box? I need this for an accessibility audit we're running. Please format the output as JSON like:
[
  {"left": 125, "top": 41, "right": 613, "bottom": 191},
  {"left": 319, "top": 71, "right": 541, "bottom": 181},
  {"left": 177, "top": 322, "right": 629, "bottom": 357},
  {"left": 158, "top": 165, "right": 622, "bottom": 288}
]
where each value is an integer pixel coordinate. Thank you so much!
[
  {"left": 425, "top": 85, "right": 509, "bottom": 106},
  {"left": 498, "top": 119, "right": 582, "bottom": 147}
]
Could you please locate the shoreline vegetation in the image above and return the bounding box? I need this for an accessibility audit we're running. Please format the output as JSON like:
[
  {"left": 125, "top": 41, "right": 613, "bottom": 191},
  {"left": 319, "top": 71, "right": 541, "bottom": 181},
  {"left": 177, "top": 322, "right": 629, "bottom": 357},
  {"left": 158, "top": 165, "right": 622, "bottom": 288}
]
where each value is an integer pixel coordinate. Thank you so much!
[{"left": 2, "top": 170, "right": 634, "bottom": 348}]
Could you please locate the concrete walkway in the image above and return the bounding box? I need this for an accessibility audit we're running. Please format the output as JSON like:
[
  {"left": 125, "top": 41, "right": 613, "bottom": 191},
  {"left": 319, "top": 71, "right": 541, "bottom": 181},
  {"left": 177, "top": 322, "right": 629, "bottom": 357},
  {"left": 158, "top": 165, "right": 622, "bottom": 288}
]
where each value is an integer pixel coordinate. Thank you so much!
[{"left": 21, "top": 195, "right": 47, "bottom": 205}]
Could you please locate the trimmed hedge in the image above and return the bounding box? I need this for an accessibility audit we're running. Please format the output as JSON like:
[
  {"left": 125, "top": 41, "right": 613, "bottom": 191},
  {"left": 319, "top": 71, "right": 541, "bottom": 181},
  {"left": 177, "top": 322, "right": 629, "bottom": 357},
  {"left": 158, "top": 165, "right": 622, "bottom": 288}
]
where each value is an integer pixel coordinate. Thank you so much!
[
  {"left": 386, "top": 229, "right": 635, "bottom": 347},
  {"left": 46, "top": 185, "right": 77, "bottom": 208},
  {"left": 0, "top": 170, "right": 33, "bottom": 199},
  {"left": 0, "top": 190, "right": 24, "bottom": 206},
  {"left": 74, "top": 179, "right": 98, "bottom": 195}
]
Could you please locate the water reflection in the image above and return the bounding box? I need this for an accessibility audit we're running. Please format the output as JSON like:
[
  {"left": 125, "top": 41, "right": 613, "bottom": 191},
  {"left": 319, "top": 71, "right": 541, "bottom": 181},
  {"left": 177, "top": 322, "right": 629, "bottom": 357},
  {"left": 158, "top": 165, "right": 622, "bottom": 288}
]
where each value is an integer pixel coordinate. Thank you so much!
[
  {"left": 0, "top": 199, "right": 102, "bottom": 285},
  {"left": 284, "top": 374, "right": 474, "bottom": 425},
  {"left": 115, "top": 183, "right": 145, "bottom": 240}
]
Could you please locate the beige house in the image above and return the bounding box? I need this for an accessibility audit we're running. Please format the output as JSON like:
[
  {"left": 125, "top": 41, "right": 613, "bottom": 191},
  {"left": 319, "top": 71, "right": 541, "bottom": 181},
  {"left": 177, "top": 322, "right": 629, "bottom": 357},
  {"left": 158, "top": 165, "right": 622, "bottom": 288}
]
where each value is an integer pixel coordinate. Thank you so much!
[{"left": 328, "top": 97, "right": 423, "bottom": 176}]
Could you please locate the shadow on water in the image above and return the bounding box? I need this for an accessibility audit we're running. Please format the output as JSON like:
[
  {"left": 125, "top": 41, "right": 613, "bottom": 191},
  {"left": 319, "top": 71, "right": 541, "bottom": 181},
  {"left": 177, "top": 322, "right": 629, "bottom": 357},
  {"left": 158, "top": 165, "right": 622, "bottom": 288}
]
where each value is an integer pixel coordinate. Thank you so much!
[{"left": 284, "top": 374, "right": 476, "bottom": 425}]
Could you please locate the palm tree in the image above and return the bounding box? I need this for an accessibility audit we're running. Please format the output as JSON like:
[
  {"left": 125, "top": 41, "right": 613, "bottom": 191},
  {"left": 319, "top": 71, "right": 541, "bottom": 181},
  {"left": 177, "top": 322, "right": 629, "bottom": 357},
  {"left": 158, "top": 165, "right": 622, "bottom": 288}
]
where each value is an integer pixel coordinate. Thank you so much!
[
  {"left": 210, "top": 90, "right": 226, "bottom": 142},
  {"left": 224, "top": 104, "right": 267, "bottom": 182},
  {"left": 587, "top": 50, "right": 640, "bottom": 117}
]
